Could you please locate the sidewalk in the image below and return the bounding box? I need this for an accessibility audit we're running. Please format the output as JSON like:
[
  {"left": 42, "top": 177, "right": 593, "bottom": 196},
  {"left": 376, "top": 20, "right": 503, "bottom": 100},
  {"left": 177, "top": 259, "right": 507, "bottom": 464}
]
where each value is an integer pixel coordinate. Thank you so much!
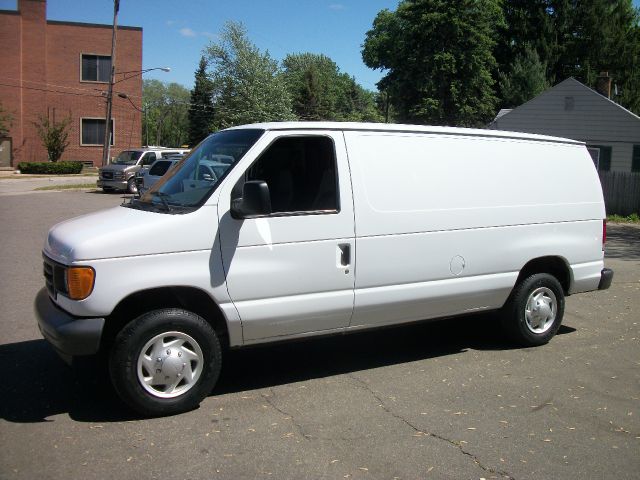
[{"left": 0, "top": 172, "right": 99, "bottom": 196}]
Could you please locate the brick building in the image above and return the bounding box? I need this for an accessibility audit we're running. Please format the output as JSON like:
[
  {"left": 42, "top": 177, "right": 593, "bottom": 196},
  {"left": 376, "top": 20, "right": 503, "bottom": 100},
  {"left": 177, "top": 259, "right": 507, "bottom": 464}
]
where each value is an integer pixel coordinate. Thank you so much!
[{"left": 0, "top": 0, "right": 142, "bottom": 167}]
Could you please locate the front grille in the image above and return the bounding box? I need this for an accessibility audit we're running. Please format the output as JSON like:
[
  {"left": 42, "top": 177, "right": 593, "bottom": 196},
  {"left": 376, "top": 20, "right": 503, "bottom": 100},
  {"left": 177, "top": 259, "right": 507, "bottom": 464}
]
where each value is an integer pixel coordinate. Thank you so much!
[
  {"left": 101, "top": 171, "right": 113, "bottom": 180},
  {"left": 43, "top": 255, "right": 67, "bottom": 299},
  {"left": 43, "top": 259, "right": 54, "bottom": 297}
]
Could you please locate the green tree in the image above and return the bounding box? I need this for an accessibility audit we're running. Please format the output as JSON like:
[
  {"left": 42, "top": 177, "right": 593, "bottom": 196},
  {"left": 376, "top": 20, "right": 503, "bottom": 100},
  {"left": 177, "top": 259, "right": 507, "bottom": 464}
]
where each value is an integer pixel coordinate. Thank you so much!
[
  {"left": 495, "top": 0, "right": 640, "bottom": 114},
  {"left": 205, "top": 21, "right": 294, "bottom": 129},
  {"left": 551, "top": 0, "right": 640, "bottom": 113},
  {"left": 499, "top": 46, "right": 550, "bottom": 108},
  {"left": 188, "top": 56, "right": 215, "bottom": 146},
  {"left": 33, "top": 113, "right": 71, "bottom": 162},
  {"left": 143, "top": 79, "right": 190, "bottom": 147},
  {"left": 362, "top": 0, "right": 504, "bottom": 127},
  {"left": 283, "top": 53, "right": 340, "bottom": 120},
  {"left": 495, "top": 1, "right": 555, "bottom": 81},
  {"left": 334, "top": 74, "right": 383, "bottom": 122},
  {"left": 0, "top": 101, "right": 14, "bottom": 137},
  {"left": 283, "top": 53, "right": 382, "bottom": 122}
]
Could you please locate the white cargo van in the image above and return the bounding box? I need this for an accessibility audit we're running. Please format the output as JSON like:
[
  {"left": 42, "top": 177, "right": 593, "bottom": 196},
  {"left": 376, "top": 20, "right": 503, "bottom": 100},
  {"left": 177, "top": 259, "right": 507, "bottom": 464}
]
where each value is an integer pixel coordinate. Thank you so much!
[{"left": 36, "top": 122, "right": 613, "bottom": 416}]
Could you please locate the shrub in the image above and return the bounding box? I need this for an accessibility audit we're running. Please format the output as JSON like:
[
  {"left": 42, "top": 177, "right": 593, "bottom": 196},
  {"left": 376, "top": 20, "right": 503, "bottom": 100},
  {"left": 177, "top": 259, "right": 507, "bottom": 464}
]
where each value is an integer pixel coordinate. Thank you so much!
[
  {"left": 18, "top": 161, "right": 83, "bottom": 174},
  {"left": 33, "top": 114, "right": 71, "bottom": 162},
  {"left": 607, "top": 213, "right": 640, "bottom": 224}
]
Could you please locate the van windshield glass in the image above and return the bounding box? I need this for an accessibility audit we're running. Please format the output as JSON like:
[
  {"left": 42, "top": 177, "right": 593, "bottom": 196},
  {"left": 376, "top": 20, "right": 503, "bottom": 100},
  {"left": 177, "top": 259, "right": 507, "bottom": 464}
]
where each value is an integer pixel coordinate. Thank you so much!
[
  {"left": 132, "top": 129, "right": 264, "bottom": 212},
  {"left": 113, "top": 151, "right": 143, "bottom": 165}
]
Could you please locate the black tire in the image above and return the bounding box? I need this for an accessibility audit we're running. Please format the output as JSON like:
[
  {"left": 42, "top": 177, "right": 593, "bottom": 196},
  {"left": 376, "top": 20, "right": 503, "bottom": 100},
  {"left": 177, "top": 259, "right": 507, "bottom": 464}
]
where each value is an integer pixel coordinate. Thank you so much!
[
  {"left": 500, "top": 273, "right": 565, "bottom": 347},
  {"left": 109, "top": 309, "right": 221, "bottom": 416},
  {"left": 126, "top": 177, "right": 138, "bottom": 194}
]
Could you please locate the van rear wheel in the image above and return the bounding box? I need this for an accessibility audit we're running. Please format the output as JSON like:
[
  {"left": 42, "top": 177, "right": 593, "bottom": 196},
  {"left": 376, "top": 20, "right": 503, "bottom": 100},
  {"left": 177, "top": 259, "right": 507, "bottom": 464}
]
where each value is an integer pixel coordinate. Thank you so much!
[
  {"left": 501, "top": 273, "right": 565, "bottom": 347},
  {"left": 109, "top": 309, "right": 221, "bottom": 416}
]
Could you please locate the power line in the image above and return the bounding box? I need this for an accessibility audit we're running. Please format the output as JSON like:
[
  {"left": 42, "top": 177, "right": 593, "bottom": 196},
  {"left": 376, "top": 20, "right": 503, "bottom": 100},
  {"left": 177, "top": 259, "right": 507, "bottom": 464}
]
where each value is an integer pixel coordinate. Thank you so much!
[
  {"left": 0, "top": 75, "right": 112, "bottom": 95},
  {"left": 0, "top": 81, "right": 105, "bottom": 98}
]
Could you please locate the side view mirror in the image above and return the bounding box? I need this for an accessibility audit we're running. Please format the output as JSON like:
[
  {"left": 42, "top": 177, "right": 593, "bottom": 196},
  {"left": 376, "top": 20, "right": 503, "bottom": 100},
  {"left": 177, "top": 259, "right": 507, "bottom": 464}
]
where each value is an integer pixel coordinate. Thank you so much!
[{"left": 231, "top": 180, "right": 272, "bottom": 219}]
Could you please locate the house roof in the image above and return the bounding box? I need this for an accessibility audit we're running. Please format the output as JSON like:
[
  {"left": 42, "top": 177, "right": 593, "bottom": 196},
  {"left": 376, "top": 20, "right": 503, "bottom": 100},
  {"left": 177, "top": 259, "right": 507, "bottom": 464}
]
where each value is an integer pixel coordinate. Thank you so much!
[
  {"left": 488, "top": 77, "right": 640, "bottom": 144},
  {"left": 494, "top": 77, "right": 640, "bottom": 124}
]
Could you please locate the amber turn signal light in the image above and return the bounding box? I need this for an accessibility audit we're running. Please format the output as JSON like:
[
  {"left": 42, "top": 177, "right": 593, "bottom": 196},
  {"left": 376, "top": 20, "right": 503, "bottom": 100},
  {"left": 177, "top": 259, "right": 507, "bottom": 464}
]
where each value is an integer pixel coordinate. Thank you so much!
[{"left": 66, "top": 267, "right": 95, "bottom": 300}]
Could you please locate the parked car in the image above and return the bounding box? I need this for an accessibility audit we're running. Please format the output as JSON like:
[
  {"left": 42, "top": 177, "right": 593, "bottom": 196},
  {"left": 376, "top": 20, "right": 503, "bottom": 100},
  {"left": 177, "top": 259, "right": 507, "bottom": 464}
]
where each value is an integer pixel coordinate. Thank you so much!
[
  {"left": 135, "top": 155, "right": 184, "bottom": 194},
  {"left": 98, "top": 147, "right": 189, "bottom": 194},
  {"left": 37, "top": 122, "right": 613, "bottom": 416}
]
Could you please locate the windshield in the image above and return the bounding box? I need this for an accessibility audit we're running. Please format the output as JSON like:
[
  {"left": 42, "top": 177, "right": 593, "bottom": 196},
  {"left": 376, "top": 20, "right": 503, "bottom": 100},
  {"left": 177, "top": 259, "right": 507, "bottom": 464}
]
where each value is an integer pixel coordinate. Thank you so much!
[
  {"left": 113, "top": 150, "right": 143, "bottom": 165},
  {"left": 133, "top": 129, "right": 264, "bottom": 212}
]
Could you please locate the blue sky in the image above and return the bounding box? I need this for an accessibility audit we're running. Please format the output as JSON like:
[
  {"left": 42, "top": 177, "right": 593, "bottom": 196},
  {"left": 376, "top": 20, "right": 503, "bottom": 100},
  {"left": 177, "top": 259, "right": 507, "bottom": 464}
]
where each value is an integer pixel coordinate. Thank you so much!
[
  {"left": 0, "top": 0, "right": 398, "bottom": 90},
  {"left": 2, "top": 0, "right": 639, "bottom": 91}
]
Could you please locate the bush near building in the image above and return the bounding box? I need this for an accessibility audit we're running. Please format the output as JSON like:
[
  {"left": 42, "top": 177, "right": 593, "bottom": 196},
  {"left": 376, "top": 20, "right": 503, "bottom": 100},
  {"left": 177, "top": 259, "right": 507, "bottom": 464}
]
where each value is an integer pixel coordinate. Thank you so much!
[{"left": 18, "top": 161, "right": 83, "bottom": 174}]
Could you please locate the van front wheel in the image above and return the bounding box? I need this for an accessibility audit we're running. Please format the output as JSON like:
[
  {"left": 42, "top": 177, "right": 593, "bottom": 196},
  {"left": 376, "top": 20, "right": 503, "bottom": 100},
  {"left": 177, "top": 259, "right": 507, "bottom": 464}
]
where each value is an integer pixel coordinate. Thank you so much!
[
  {"left": 109, "top": 309, "right": 221, "bottom": 416},
  {"left": 501, "top": 273, "right": 565, "bottom": 347}
]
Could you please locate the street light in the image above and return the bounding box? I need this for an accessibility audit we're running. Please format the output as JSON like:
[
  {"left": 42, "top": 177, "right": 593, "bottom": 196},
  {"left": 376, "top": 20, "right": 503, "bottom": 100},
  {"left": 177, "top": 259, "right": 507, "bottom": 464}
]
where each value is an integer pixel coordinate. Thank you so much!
[
  {"left": 114, "top": 66, "right": 171, "bottom": 84},
  {"left": 101, "top": 66, "right": 170, "bottom": 165}
]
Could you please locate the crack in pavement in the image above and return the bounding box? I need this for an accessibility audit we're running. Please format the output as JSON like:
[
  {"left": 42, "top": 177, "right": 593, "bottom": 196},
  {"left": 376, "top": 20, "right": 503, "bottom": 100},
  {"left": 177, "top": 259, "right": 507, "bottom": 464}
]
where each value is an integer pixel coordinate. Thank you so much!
[
  {"left": 347, "top": 373, "right": 515, "bottom": 479},
  {"left": 261, "top": 388, "right": 313, "bottom": 441}
]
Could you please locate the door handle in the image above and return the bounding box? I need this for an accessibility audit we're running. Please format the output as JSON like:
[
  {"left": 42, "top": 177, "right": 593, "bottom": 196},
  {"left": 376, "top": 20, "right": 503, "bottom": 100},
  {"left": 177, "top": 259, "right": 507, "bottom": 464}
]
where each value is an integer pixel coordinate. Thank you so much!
[{"left": 338, "top": 244, "right": 351, "bottom": 267}]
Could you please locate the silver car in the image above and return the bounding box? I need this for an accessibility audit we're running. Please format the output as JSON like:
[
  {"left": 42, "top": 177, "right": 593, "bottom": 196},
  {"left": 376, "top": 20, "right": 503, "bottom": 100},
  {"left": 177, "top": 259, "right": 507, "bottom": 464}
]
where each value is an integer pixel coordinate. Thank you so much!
[{"left": 135, "top": 156, "right": 183, "bottom": 194}]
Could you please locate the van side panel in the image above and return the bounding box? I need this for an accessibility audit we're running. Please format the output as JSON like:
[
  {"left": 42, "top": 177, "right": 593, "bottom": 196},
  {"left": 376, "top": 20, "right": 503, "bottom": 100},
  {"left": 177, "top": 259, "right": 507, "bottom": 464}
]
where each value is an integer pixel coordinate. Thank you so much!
[
  {"left": 344, "top": 132, "right": 605, "bottom": 327},
  {"left": 350, "top": 221, "right": 602, "bottom": 326},
  {"left": 345, "top": 132, "right": 604, "bottom": 235}
]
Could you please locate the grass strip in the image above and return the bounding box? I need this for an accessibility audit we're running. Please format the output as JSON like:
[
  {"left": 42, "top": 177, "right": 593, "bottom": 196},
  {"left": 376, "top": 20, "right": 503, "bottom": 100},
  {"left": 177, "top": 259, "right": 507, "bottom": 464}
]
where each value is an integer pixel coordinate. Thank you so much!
[{"left": 35, "top": 183, "right": 97, "bottom": 191}]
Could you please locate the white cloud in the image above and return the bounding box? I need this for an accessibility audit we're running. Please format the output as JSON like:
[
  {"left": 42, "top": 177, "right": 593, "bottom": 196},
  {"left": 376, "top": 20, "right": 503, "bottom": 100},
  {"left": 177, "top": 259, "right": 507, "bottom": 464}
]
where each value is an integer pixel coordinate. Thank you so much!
[
  {"left": 166, "top": 20, "right": 176, "bottom": 26},
  {"left": 329, "top": 3, "right": 345, "bottom": 10},
  {"left": 179, "top": 27, "right": 197, "bottom": 37},
  {"left": 201, "top": 31, "right": 218, "bottom": 39}
]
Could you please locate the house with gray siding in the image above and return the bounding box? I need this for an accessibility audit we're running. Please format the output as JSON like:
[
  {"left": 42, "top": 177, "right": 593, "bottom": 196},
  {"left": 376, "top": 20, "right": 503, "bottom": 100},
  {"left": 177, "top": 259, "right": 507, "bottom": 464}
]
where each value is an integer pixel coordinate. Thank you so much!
[{"left": 489, "top": 77, "right": 640, "bottom": 173}]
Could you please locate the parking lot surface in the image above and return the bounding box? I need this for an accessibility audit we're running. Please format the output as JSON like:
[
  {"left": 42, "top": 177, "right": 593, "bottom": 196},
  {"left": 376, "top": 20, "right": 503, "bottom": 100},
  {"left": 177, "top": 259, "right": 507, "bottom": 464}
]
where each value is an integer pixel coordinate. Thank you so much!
[{"left": 0, "top": 190, "right": 638, "bottom": 479}]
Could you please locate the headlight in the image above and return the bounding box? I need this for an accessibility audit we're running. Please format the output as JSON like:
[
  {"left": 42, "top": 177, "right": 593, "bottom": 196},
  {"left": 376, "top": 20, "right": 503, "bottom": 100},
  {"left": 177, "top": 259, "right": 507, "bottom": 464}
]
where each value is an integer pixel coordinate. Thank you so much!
[{"left": 65, "top": 266, "right": 95, "bottom": 300}]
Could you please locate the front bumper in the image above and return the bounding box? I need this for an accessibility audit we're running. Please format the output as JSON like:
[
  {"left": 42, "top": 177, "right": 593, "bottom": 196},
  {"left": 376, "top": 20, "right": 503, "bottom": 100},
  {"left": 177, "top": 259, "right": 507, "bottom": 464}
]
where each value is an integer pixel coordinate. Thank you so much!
[
  {"left": 97, "top": 178, "right": 127, "bottom": 190},
  {"left": 598, "top": 268, "right": 614, "bottom": 290},
  {"left": 34, "top": 288, "right": 105, "bottom": 359}
]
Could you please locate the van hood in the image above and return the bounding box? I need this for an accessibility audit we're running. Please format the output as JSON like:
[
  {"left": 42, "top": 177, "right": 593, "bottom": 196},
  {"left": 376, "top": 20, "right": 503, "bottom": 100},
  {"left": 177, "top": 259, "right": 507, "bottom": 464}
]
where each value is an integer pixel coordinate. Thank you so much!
[{"left": 44, "top": 205, "right": 218, "bottom": 263}]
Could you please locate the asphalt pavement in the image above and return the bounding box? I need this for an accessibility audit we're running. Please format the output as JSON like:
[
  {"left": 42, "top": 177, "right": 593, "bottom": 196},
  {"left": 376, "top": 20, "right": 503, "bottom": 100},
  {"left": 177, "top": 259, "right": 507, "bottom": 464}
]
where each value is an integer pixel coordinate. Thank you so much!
[{"left": 0, "top": 190, "right": 638, "bottom": 480}]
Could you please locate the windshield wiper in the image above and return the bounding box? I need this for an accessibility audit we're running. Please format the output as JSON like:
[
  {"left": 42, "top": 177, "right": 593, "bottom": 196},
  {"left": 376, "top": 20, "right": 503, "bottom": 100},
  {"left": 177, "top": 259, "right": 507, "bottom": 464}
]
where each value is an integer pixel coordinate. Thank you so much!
[{"left": 151, "top": 191, "right": 173, "bottom": 212}]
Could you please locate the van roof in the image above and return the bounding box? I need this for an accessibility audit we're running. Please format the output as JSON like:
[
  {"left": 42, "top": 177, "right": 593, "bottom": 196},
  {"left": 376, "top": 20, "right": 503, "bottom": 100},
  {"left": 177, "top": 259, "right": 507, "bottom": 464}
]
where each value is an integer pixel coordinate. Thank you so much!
[{"left": 226, "top": 122, "right": 583, "bottom": 146}]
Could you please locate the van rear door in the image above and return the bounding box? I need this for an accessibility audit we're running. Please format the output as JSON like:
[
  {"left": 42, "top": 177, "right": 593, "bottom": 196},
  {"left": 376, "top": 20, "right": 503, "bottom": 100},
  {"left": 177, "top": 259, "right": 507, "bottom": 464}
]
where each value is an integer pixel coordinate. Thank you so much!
[{"left": 216, "top": 131, "right": 355, "bottom": 341}]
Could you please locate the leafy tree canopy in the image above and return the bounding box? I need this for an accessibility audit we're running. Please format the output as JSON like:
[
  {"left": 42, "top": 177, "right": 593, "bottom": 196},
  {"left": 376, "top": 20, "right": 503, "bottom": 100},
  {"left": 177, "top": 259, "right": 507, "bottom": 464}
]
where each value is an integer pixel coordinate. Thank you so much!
[
  {"left": 205, "top": 21, "right": 295, "bottom": 129},
  {"left": 283, "top": 53, "right": 382, "bottom": 122},
  {"left": 143, "top": 79, "right": 190, "bottom": 147},
  {"left": 497, "top": 0, "right": 640, "bottom": 113},
  {"left": 188, "top": 56, "right": 215, "bottom": 147},
  {"left": 362, "top": 0, "right": 504, "bottom": 127},
  {"left": 499, "top": 46, "right": 550, "bottom": 108}
]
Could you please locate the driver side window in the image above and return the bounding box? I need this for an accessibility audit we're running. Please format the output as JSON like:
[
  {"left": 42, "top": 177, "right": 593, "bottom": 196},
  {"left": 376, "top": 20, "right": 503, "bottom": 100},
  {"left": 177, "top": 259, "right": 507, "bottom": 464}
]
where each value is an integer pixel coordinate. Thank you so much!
[{"left": 234, "top": 136, "right": 339, "bottom": 214}]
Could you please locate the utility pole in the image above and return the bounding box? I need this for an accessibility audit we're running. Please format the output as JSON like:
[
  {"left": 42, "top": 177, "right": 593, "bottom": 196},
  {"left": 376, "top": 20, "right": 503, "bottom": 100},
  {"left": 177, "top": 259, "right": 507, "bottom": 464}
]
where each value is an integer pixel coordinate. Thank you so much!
[
  {"left": 101, "top": 0, "right": 120, "bottom": 166},
  {"left": 144, "top": 103, "right": 148, "bottom": 147}
]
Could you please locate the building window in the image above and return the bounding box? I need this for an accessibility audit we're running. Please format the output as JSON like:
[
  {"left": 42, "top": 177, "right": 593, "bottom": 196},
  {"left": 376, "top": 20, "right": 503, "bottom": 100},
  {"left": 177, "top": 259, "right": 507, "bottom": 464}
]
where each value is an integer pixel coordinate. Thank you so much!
[
  {"left": 633, "top": 145, "right": 640, "bottom": 173},
  {"left": 81, "top": 54, "right": 111, "bottom": 82},
  {"left": 81, "top": 118, "right": 114, "bottom": 146},
  {"left": 587, "top": 145, "right": 612, "bottom": 171}
]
